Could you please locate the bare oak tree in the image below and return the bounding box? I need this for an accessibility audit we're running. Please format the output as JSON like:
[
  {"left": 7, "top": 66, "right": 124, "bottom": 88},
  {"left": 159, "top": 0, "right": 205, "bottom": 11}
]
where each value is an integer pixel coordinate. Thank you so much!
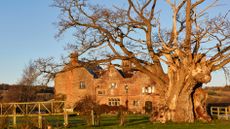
[{"left": 53, "top": 0, "right": 230, "bottom": 122}]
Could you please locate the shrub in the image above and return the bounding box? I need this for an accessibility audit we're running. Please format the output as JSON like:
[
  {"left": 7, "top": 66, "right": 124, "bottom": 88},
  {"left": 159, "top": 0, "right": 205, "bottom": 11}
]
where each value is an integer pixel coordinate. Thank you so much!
[{"left": 0, "top": 116, "right": 9, "bottom": 129}]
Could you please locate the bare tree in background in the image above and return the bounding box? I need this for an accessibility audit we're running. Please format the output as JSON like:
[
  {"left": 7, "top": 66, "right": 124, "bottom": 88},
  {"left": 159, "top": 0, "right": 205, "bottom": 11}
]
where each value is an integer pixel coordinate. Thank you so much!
[
  {"left": 18, "top": 58, "right": 63, "bottom": 86},
  {"left": 18, "top": 61, "right": 39, "bottom": 86},
  {"left": 52, "top": 0, "right": 230, "bottom": 122}
]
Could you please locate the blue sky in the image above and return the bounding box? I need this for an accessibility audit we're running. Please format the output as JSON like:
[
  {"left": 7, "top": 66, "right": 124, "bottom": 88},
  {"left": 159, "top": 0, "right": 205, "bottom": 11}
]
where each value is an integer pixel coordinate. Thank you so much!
[{"left": 0, "top": 0, "right": 229, "bottom": 86}]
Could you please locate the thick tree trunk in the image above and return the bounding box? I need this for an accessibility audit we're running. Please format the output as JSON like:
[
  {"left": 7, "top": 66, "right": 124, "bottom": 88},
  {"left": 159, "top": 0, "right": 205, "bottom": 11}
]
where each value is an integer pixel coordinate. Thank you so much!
[
  {"left": 164, "top": 80, "right": 195, "bottom": 123},
  {"left": 150, "top": 64, "right": 212, "bottom": 123},
  {"left": 150, "top": 79, "right": 196, "bottom": 123},
  {"left": 173, "top": 92, "right": 194, "bottom": 122},
  {"left": 150, "top": 82, "right": 197, "bottom": 123}
]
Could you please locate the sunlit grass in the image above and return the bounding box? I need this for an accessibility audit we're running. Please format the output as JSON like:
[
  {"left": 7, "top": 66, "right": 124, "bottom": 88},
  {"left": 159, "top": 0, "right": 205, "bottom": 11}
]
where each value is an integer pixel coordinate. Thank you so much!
[{"left": 13, "top": 114, "right": 230, "bottom": 129}]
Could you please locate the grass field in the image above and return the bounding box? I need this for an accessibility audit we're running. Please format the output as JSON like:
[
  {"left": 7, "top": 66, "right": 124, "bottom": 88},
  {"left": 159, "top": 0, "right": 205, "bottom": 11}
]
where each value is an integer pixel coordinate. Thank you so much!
[{"left": 40, "top": 115, "right": 230, "bottom": 129}]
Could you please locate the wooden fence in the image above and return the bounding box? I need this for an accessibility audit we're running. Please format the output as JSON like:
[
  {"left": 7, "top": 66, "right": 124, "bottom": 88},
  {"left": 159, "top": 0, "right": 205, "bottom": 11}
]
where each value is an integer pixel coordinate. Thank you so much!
[
  {"left": 210, "top": 106, "right": 230, "bottom": 120},
  {"left": 0, "top": 100, "right": 75, "bottom": 128}
]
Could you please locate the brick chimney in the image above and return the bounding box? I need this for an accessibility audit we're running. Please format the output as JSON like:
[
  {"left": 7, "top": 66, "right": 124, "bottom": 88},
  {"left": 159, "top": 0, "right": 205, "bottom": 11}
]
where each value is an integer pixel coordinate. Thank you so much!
[
  {"left": 69, "top": 52, "right": 79, "bottom": 66},
  {"left": 122, "top": 60, "right": 132, "bottom": 73}
]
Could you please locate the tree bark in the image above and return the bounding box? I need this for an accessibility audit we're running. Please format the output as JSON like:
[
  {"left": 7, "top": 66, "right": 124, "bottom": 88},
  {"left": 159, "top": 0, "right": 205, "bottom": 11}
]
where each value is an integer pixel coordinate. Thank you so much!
[
  {"left": 151, "top": 64, "right": 211, "bottom": 123},
  {"left": 173, "top": 92, "right": 194, "bottom": 122},
  {"left": 165, "top": 78, "right": 195, "bottom": 123}
]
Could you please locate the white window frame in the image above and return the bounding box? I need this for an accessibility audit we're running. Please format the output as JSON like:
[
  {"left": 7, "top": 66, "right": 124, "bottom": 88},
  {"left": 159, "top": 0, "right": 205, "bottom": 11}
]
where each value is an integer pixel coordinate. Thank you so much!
[
  {"left": 108, "top": 98, "right": 120, "bottom": 106},
  {"left": 79, "top": 81, "right": 86, "bottom": 89}
]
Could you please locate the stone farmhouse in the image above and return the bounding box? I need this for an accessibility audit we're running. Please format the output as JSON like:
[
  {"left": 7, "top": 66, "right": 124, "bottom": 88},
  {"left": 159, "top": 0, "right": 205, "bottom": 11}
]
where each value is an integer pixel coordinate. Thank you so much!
[{"left": 55, "top": 52, "right": 160, "bottom": 113}]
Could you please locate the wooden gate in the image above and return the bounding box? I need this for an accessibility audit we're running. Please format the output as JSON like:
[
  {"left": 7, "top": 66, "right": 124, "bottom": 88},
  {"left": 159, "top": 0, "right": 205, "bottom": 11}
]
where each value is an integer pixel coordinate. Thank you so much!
[{"left": 0, "top": 100, "right": 75, "bottom": 128}]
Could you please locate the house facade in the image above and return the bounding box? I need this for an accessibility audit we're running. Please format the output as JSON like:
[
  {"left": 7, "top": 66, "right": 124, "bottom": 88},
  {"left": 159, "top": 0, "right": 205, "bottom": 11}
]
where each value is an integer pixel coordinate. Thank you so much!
[{"left": 55, "top": 53, "right": 160, "bottom": 113}]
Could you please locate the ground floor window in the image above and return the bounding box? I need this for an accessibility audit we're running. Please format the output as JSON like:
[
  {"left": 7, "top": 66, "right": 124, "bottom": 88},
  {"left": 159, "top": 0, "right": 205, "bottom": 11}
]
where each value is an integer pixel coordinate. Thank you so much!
[{"left": 108, "top": 98, "right": 120, "bottom": 106}]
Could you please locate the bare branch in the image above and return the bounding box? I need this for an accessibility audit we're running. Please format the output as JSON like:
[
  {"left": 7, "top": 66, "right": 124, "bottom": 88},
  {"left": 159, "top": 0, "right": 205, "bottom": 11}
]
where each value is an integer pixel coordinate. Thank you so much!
[
  {"left": 212, "top": 57, "right": 230, "bottom": 71},
  {"left": 184, "top": 0, "right": 192, "bottom": 52}
]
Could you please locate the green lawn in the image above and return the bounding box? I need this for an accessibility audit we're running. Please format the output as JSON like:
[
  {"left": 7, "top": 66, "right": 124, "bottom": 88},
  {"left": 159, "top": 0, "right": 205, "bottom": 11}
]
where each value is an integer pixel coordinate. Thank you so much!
[
  {"left": 7, "top": 114, "right": 229, "bottom": 129},
  {"left": 43, "top": 115, "right": 230, "bottom": 129}
]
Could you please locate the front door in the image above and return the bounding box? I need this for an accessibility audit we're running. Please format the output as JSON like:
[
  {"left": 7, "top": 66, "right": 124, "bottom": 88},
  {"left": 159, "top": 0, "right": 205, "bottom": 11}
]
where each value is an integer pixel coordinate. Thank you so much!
[{"left": 145, "top": 101, "right": 152, "bottom": 113}]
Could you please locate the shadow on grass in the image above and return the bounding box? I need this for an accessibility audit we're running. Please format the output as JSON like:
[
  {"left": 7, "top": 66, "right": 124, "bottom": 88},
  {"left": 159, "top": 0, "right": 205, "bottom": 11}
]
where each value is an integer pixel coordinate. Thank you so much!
[
  {"left": 99, "top": 115, "right": 119, "bottom": 127},
  {"left": 125, "top": 116, "right": 150, "bottom": 126}
]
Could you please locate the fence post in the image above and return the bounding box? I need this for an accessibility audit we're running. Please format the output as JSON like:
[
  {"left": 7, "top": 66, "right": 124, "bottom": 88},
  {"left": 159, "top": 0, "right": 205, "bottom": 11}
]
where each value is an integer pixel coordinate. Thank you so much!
[
  {"left": 91, "top": 110, "right": 95, "bottom": 126},
  {"left": 38, "top": 115, "right": 42, "bottom": 129},
  {"left": 51, "top": 101, "right": 54, "bottom": 113},
  {"left": 210, "top": 107, "right": 213, "bottom": 116},
  {"left": 217, "top": 107, "right": 220, "bottom": 119},
  {"left": 13, "top": 104, "right": 17, "bottom": 128},
  {"left": 38, "top": 103, "right": 42, "bottom": 129},
  {"left": 26, "top": 104, "right": 28, "bottom": 114},
  {"left": 225, "top": 107, "right": 228, "bottom": 120},
  {"left": 64, "top": 109, "right": 69, "bottom": 127}
]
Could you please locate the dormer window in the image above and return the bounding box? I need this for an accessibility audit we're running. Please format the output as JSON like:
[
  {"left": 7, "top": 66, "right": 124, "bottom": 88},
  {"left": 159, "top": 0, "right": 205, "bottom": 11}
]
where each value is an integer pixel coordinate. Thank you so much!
[
  {"left": 80, "top": 81, "right": 86, "bottom": 89},
  {"left": 110, "top": 83, "right": 117, "bottom": 89}
]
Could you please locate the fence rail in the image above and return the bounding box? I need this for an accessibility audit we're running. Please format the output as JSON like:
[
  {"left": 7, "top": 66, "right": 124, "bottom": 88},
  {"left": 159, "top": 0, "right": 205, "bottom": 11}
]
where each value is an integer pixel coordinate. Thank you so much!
[
  {"left": 0, "top": 100, "right": 75, "bottom": 128},
  {"left": 210, "top": 106, "right": 230, "bottom": 120}
]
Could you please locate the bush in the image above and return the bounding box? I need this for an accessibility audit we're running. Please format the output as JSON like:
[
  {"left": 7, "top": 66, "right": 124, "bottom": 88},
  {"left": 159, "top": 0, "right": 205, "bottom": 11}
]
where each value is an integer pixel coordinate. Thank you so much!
[
  {"left": 74, "top": 96, "right": 128, "bottom": 126},
  {"left": 0, "top": 116, "right": 9, "bottom": 129},
  {"left": 74, "top": 96, "right": 100, "bottom": 126}
]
